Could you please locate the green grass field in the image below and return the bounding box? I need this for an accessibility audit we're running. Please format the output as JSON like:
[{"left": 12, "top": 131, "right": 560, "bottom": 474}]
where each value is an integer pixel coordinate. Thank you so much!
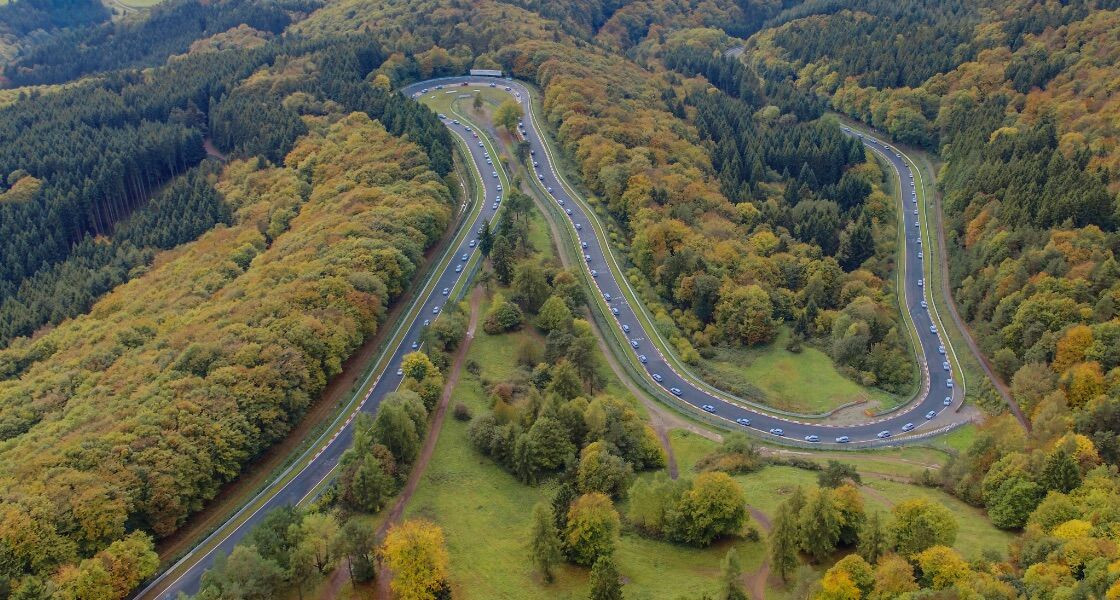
[{"left": 696, "top": 328, "right": 904, "bottom": 415}]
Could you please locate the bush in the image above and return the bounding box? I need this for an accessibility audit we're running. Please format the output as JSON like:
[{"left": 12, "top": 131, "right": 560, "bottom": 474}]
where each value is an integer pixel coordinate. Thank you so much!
[{"left": 452, "top": 403, "right": 472, "bottom": 422}]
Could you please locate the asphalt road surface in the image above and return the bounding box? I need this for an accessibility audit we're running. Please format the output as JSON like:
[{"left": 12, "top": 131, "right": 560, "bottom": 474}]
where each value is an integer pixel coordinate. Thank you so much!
[
  {"left": 134, "top": 75, "right": 965, "bottom": 599},
  {"left": 404, "top": 76, "right": 964, "bottom": 446}
]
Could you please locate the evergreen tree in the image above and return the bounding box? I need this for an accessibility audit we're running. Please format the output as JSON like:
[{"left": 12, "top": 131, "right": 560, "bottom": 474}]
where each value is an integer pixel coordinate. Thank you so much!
[
  {"left": 1041, "top": 448, "right": 1081, "bottom": 493},
  {"left": 769, "top": 501, "right": 800, "bottom": 582},
  {"left": 588, "top": 555, "right": 623, "bottom": 600},
  {"left": 857, "top": 512, "right": 888, "bottom": 564},
  {"left": 720, "top": 547, "right": 747, "bottom": 600},
  {"left": 799, "top": 488, "right": 841, "bottom": 563},
  {"left": 528, "top": 503, "right": 563, "bottom": 582}
]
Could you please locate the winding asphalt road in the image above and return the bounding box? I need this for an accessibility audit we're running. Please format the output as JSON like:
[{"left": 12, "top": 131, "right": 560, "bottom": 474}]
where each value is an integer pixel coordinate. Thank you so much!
[
  {"left": 410, "top": 77, "right": 966, "bottom": 445},
  {"left": 133, "top": 75, "right": 968, "bottom": 598},
  {"left": 134, "top": 84, "right": 509, "bottom": 600}
]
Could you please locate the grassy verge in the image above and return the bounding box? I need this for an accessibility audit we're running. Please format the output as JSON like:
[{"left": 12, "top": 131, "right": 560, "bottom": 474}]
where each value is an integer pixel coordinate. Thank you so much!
[{"left": 694, "top": 328, "right": 903, "bottom": 414}]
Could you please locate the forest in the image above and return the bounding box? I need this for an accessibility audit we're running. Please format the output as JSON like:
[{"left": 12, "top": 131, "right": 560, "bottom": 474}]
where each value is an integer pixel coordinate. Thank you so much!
[
  {"left": 0, "top": 9, "right": 452, "bottom": 349},
  {"left": 0, "top": 112, "right": 452, "bottom": 595}
]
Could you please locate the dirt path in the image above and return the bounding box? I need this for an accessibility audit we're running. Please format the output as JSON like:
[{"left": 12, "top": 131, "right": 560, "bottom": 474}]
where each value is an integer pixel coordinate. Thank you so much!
[
  {"left": 154, "top": 195, "right": 474, "bottom": 565},
  {"left": 917, "top": 150, "right": 1027, "bottom": 429},
  {"left": 321, "top": 286, "right": 482, "bottom": 600},
  {"left": 745, "top": 507, "right": 772, "bottom": 600}
]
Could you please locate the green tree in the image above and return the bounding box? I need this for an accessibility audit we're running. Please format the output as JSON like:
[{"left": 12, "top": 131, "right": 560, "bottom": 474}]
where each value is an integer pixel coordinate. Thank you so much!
[
  {"left": 888, "top": 499, "right": 957, "bottom": 556},
  {"left": 494, "top": 99, "right": 524, "bottom": 133},
  {"left": 987, "top": 478, "right": 1044, "bottom": 529},
  {"left": 537, "top": 295, "right": 573, "bottom": 333},
  {"left": 589, "top": 555, "right": 623, "bottom": 600},
  {"left": 564, "top": 493, "right": 620, "bottom": 567},
  {"left": 372, "top": 392, "right": 426, "bottom": 464},
  {"left": 769, "top": 501, "right": 800, "bottom": 582},
  {"left": 857, "top": 511, "right": 888, "bottom": 564},
  {"left": 483, "top": 294, "right": 524, "bottom": 334},
  {"left": 818, "top": 461, "right": 861, "bottom": 488},
  {"left": 1041, "top": 448, "right": 1081, "bottom": 493},
  {"left": 665, "top": 472, "right": 747, "bottom": 547},
  {"left": 799, "top": 487, "right": 842, "bottom": 563},
  {"left": 288, "top": 543, "right": 318, "bottom": 600},
  {"left": 292, "top": 512, "right": 339, "bottom": 574},
  {"left": 490, "top": 234, "right": 515, "bottom": 284},
  {"left": 870, "top": 554, "right": 918, "bottom": 599},
  {"left": 528, "top": 503, "right": 563, "bottom": 583},
  {"left": 479, "top": 221, "right": 494, "bottom": 256},
  {"left": 401, "top": 351, "right": 437, "bottom": 382},
  {"left": 578, "top": 442, "right": 634, "bottom": 499},
  {"left": 548, "top": 361, "right": 584, "bottom": 400},
  {"left": 513, "top": 262, "right": 550, "bottom": 313},
  {"left": 720, "top": 547, "right": 748, "bottom": 600},
  {"left": 195, "top": 545, "right": 285, "bottom": 600},
  {"left": 336, "top": 518, "right": 377, "bottom": 584},
  {"left": 473, "top": 94, "right": 483, "bottom": 110},
  {"left": 348, "top": 453, "right": 395, "bottom": 512}
]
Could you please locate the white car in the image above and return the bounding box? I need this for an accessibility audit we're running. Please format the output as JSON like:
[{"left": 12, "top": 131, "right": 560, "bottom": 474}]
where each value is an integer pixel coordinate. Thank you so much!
[
  {"left": 901, "top": 423, "right": 915, "bottom": 432},
  {"left": 652, "top": 373, "right": 663, "bottom": 382},
  {"left": 736, "top": 418, "right": 750, "bottom": 427}
]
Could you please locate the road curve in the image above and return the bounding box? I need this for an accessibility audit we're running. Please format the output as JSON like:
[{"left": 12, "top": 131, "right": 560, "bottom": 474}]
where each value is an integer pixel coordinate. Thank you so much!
[
  {"left": 133, "top": 88, "right": 509, "bottom": 600},
  {"left": 406, "top": 76, "right": 967, "bottom": 446},
  {"left": 133, "top": 75, "right": 966, "bottom": 599}
]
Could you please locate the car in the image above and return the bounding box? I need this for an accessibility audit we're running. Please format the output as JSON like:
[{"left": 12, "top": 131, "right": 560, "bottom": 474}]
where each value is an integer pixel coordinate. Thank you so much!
[
  {"left": 478, "top": 141, "right": 483, "bottom": 147},
  {"left": 486, "top": 159, "right": 492, "bottom": 165},
  {"left": 670, "top": 387, "right": 682, "bottom": 396},
  {"left": 622, "top": 324, "right": 630, "bottom": 333},
  {"left": 943, "top": 396, "right": 952, "bottom": 405},
  {"left": 441, "top": 287, "right": 449, "bottom": 296},
  {"left": 495, "top": 196, "right": 501, "bottom": 202},
  {"left": 914, "top": 221, "right": 919, "bottom": 227},
  {"left": 913, "top": 208, "right": 918, "bottom": 215},
  {"left": 558, "top": 199, "right": 565, "bottom": 205},
  {"left": 877, "top": 430, "right": 892, "bottom": 439},
  {"left": 432, "top": 306, "right": 440, "bottom": 314},
  {"left": 590, "top": 269, "right": 598, "bottom": 277},
  {"left": 701, "top": 404, "right": 716, "bottom": 413},
  {"left": 496, "top": 184, "right": 502, "bottom": 191},
  {"left": 736, "top": 417, "right": 751, "bottom": 426},
  {"left": 460, "top": 82, "right": 468, "bottom": 86},
  {"left": 805, "top": 435, "right": 820, "bottom": 443},
  {"left": 639, "top": 355, "right": 647, "bottom": 364},
  {"left": 410, "top": 341, "right": 419, "bottom": 349},
  {"left": 533, "top": 161, "right": 539, "bottom": 167},
  {"left": 902, "top": 422, "right": 915, "bottom": 432},
  {"left": 538, "top": 173, "right": 544, "bottom": 181},
  {"left": 530, "top": 149, "right": 535, "bottom": 155},
  {"left": 930, "top": 325, "right": 937, "bottom": 334},
  {"left": 611, "top": 307, "right": 619, "bottom": 315},
  {"left": 576, "top": 223, "right": 582, "bottom": 230},
  {"left": 581, "top": 241, "right": 588, "bottom": 248},
  {"left": 491, "top": 203, "right": 498, "bottom": 209},
  {"left": 946, "top": 379, "right": 954, "bottom": 388},
  {"left": 423, "top": 319, "right": 430, "bottom": 326},
  {"left": 938, "top": 345, "right": 945, "bottom": 354},
  {"left": 926, "top": 410, "right": 936, "bottom": 419},
  {"left": 477, "top": 226, "right": 484, "bottom": 234},
  {"left": 465, "top": 126, "right": 471, "bottom": 131},
  {"left": 489, "top": 82, "right": 496, "bottom": 87},
  {"left": 584, "top": 254, "right": 592, "bottom": 262},
  {"left": 604, "top": 293, "right": 612, "bottom": 301},
  {"left": 484, "top": 151, "right": 489, "bottom": 157},
  {"left": 436, "top": 85, "right": 444, "bottom": 89},
  {"left": 918, "top": 251, "right": 923, "bottom": 259},
  {"left": 652, "top": 373, "right": 663, "bottom": 382},
  {"left": 504, "top": 86, "right": 511, "bottom": 91},
  {"left": 469, "top": 239, "right": 477, "bottom": 247},
  {"left": 769, "top": 428, "right": 784, "bottom": 436},
  {"left": 461, "top": 253, "right": 469, "bottom": 261},
  {"left": 455, "top": 264, "right": 462, "bottom": 273},
  {"left": 920, "top": 300, "right": 927, "bottom": 308},
  {"left": 835, "top": 436, "right": 850, "bottom": 443},
  {"left": 918, "top": 278, "right": 924, "bottom": 287},
  {"left": 548, "top": 187, "right": 553, "bottom": 193},
  {"left": 491, "top": 171, "right": 498, "bottom": 178},
  {"left": 436, "top": 112, "right": 443, "bottom": 118},
  {"left": 630, "top": 340, "right": 639, "bottom": 348},
  {"left": 566, "top": 209, "right": 572, "bottom": 215},
  {"left": 422, "top": 88, "right": 429, "bottom": 93},
  {"left": 397, "top": 368, "right": 404, "bottom": 376},
  {"left": 452, "top": 119, "right": 459, "bottom": 124},
  {"left": 943, "top": 361, "right": 950, "bottom": 371}
]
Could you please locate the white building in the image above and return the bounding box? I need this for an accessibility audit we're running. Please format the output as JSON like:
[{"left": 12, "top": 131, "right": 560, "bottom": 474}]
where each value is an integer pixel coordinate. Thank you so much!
[{"left": 469, "top": 69, "right": 503, "bottom": 77}]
